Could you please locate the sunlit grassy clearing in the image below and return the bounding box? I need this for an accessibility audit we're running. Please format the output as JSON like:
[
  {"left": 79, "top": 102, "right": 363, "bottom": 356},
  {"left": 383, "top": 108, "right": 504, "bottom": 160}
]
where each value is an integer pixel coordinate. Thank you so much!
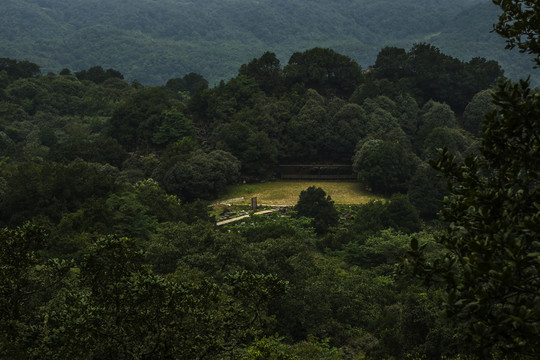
[{"left": 217, "top": 181, "right": 383, "bottom": 206}]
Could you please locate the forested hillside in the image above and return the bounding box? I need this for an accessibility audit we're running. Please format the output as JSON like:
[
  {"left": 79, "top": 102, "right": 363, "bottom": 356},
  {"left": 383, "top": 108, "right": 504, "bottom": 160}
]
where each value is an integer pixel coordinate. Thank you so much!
[
  {"left": 429, "top": 1, "right": 537, "bottom": 82},
  {"left": 3, "top": 0, "right": 533, "bottom": 85},
  {"left": 1, "top": 1, "right": 539, "bottom": 358},
  {"left": 0, "top": 40, "right": 519, "bottom": 358}
]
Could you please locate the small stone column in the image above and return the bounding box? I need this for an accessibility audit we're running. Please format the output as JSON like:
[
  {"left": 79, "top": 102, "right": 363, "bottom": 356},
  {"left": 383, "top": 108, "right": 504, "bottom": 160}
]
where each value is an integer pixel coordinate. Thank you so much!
[{"left": 251, "top": 197, "right": 257, "bottom": 211}]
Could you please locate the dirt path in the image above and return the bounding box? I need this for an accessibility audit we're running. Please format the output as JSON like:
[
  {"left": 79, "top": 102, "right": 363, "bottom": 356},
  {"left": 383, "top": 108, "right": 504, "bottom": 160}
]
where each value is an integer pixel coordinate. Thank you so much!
[{"left": 216, "top": 209, "right": 279, "bottom": 226}]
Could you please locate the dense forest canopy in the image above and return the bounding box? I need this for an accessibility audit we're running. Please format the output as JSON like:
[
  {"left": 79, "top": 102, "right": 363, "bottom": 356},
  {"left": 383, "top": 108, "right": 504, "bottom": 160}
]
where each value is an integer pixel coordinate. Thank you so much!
[
  {"left": 0, "top": 43, "right": 503, "bottom": 214},
  {"left": 0, "top": 35, "right": 523, "bottom": 357},
  {"left": 1, "top": 0, "right": 537, "bottom": 84},
  {"left": 1, "top": 0, "right": 539, "bottom": 358}
]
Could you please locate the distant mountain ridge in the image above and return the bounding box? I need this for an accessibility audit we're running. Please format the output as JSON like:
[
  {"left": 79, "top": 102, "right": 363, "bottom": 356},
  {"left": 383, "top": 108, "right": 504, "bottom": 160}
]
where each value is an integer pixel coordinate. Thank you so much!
[
  {"left": 428, "top": 1, "right": 538, "bottom": 84},
  {"left": 1, "top": 0, "right": 536, "bottom": 85}
]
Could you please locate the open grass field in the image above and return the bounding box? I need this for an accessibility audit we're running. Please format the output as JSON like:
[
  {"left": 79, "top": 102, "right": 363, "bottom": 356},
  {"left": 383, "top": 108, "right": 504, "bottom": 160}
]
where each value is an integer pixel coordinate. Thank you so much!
[{"left": 215, "top": 181, "right": 383, "bottom": 206}]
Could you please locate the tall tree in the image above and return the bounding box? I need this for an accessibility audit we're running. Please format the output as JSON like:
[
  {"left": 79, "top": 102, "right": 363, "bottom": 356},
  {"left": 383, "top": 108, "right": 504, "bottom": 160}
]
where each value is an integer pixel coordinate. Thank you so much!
[
  {"left": 162, "top": 150, "right": 240, "bottom": 201},
  {"left": 239, "top": 51, "right": 284, "bottom": 96},
  {"left": 284, "top": 48, "right": 363, "bottom": 97},
  {"left": 294, "top": 186, "right": 339, "bottom": 234},
  {"left": 0, "top": 58, "right": 40, "bottom": 82},
  {"left": 353, "top": 140, "right": 418, "bottom": 195},
  {"left": 372, "top": 44, "right": 503, "bottom": 113},
  {"left": 165, "top": 72, "right": 208, "bottom": 95},
  {"left": 405, "top": 78, "right": 540, "bottom": 357},
  {"left": 403, "top": 2, "right": 540, "bottom": 355},
  {"left": 493, "top": 0, "right": 540, "bottom": 65},
  {"left": 108, "top": 87, "right": 172, "bottom": 151},
  {"left": 462, "top": 89, "right": 496, "bottom": 135},
  {"left": 75, "top": 66, "right": 124, "bottom": 84}
]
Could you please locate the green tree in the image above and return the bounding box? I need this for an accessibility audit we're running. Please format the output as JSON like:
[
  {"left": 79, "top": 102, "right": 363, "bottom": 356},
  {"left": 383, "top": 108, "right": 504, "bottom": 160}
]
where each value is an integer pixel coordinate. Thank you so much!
[
  {"left": 284, "top": 48, "right": 363, "bottom": 97},
  {"left": 408, "top": 162, "right": 448, "bottom": 220},
  {"left": 188, "top": 75, "right": 265, "bottom": 129},
  {"left": 104, "top": 192, "right": 158, "bottom": 243},
  {"left": 132, "top": 179, "right": 184, "bottom": 222},
  {"left": 151, "top": 108, "right": 195, "bottom": 146},
  {"left": 420, "top": 127, "right": 471, "bottom": 162},
  {"left": 350, "top": 200, "right": 389, "bottom": 236},
  {"left": 351, "top": 195, "right": 421, "bottom": 236},
  {"left": 386, "top": 194, "right": 422, "bottom": 234},
  {"left": 165, "top": 72, "right": 208, "bottom": 95},
  {"left": 239, "top": 51, "right": 284, "bottom": 96},
  {"left": 414, "top": 100, "right": 457, "bottom": 153},
  {"left": 362, "top": 97, "right": 401, "bottom": 135},
  {"left": 462, "top": 89, "right": 496, "bottom": 135},
  {"left": 395, "top": 93, "right": 420, "bottom": 136},
  {"left": 108, "top": 87, "right": 171, "bottom": 151},
  {"left": 0, "top": 223, "right": 71, "bottom": 359},
  {"left": 404, "top": 79, "right": 540, "bottom": 357},
  {"left": 240, "top": 334, "right": 348, "bottom": 360},
  {"left": 231, "top": 216, "right": 315, "bottom": 245},
  {"left": 331, "top": 103, "right": 369, "bottom": 157},
  {"left": 341, "top": 229, "right": 414, "bottom": 271},
  {"left": 403, "top": 3, "right": 540, "bottom": 355},
  {"left": 75, "top": 66, "right": 124, "bottom": 84},
  {"left": 39, "top": 236, "right": 285, "bottom": 359},
  {"left": 373, "top": 46, "right": 409, "bottom": 81},
  {"left": 372, "top": 44, "right": 503, "bottom": 113},
  {"left": 284, "top": 90, "right": 329, "bottom": 162},
  {"left": 0, "top": 58, "right": 40, "bottom": 82},
  {"left": 48, "top": 137, "right": 128, "bottom": 167},
  {"left": 0, "top": 160, "right": 117, "bottom": 225},
  {"left": 294, "top": 186, "right": 339, "bottom": 234},
  {"left": 162, "top": 150, "right": 240, "bottom": 201},
  {"left": 349, "top": 78, "right": 404, "bottom": 105},
  {"left": 214, "top": 121, "right": 278, "bottom": 176},
  {"left": 493, "top": 0, "right": 540, "bottom": 65},
  {"left": 145, "top": 221, "right": 254, "bottom": 277},
  {"left": 353, "top": 140, "right": 418, "bottom": 195},
  {"left": 5, "top": 77, "right": 52, "bottom": 114}
]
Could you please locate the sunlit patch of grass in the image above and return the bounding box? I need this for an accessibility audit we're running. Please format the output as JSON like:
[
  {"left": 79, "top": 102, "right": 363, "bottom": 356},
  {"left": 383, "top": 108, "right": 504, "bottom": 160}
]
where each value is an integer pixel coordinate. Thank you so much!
[{"left": 216, "top": 181, "right": 383, "bottom": 206}]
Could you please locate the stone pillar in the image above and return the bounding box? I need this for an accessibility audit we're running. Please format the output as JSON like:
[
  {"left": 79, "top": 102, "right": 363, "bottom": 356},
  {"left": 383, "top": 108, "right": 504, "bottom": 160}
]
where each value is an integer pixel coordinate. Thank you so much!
[{"left": 251, "top": 197, "right": 257, "bottom": 211}]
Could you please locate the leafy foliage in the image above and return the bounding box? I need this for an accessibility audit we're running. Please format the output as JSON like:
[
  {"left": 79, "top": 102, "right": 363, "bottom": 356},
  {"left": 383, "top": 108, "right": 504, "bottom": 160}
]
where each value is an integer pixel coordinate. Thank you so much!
[
  {"left": 404, "top": 78, "right": 540, "bottom": 356},
  {"left": 0, "top": 24, "right": 524, "bottom": 358},
  {"left": 161, "top": 150, "right": 241, "bottom": 201},
  {"left": 493, "top": 0, "right": 540, "bottom": 65},
  {"left": 284, "top": 48, "right": 363, "bottom": 97},
  {"left": 0, "top": 223, "right": 70, "bottom": 359},
  {"left": 402, "top": 3, "right": 540, "bottom": 356},
  {"left": 294, "top": 186, "right": 339, "bottom": 234},
  {"left": 373, "top": 44, "right": 503, "bottom": 113},
  {"left": 463, "top": 89, "right": 496, "bottom": 135},
  {"left": 75, "top": 66, "right": 124, "bottom": 84},
  {"left": 108, "top": 87, "right": 173, "bottom": 151},
  {"left": 353, "top": 140, "right": 419, "bottom": 195},
  {"left": 0, "top": 57, "right": 40, "bottom": 82},
  {"left": 352, "top": 195, "right": 421, "bottom": 236},
  {"left": 408, "top": 163, "right": 448, "bottom": 220},
  {"left": 0, "top": 226, "right": 288, "bottom": 359}
]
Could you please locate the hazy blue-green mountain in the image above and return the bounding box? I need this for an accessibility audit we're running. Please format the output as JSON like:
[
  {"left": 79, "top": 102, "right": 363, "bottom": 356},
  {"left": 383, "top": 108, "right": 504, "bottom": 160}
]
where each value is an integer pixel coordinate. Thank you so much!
[
  {"left": 427, "top": 1, "right": 539, "bottom": 84},
  {"left": 3, "top": 0, "right": 535, "bottom": 85}
]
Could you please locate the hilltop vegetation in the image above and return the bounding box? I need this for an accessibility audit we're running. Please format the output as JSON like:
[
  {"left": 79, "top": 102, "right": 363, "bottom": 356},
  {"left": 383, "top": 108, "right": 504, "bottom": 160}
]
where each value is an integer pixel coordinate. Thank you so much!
[
  {"left": 0, "top": 44, "right": 502, "bottom": 217},
  {"left": 1, "top": 1, "right": 539, "bottom": 355},
  {"left": 0, "top": 42, "right": 506, "bottom": 358},
  {"left": 3, "top": 0, "right": 536, "bottom": 84}
]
